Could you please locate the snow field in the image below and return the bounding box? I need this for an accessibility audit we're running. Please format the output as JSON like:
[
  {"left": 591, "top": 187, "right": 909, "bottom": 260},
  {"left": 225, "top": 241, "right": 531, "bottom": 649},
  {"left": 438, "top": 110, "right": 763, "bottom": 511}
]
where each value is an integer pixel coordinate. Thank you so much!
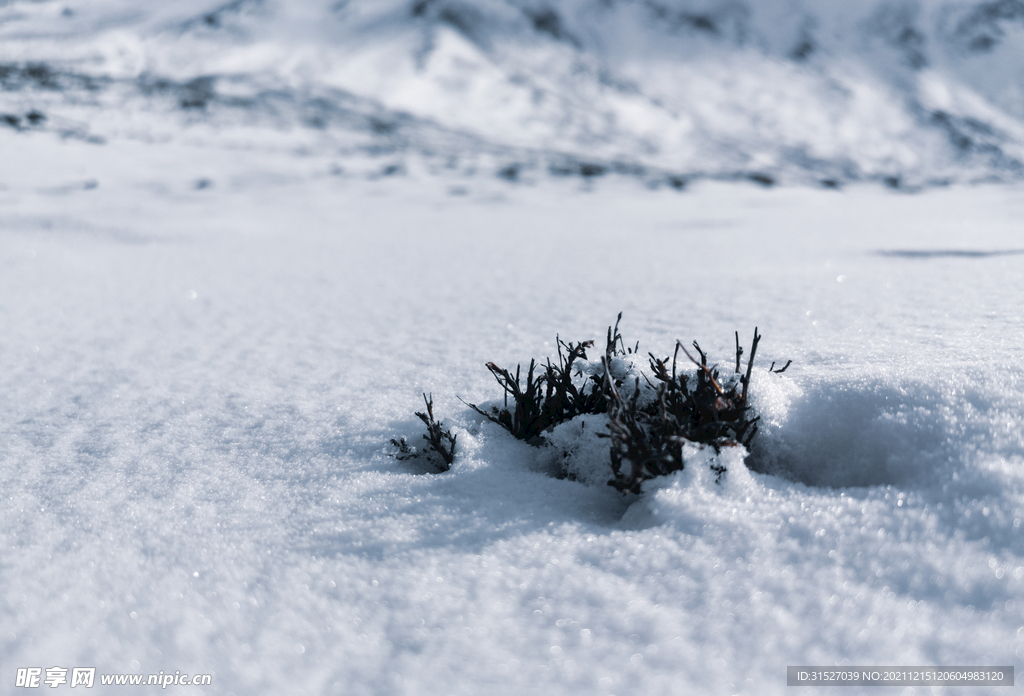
[
  {"left": 2, "top": 136, "right": 1024, "bottom": 694},
  {"left": 5, "top": 0, "right": 1024, "bottom": 693}
]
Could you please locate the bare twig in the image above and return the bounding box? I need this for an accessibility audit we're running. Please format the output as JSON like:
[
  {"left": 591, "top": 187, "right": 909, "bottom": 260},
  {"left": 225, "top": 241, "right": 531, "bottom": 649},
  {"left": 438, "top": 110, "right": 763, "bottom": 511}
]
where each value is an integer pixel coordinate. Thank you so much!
[
  {"left": 389, "top": 437, "right": 416, "bottom": 460},
  {"left": 415, "top": 393, "right": 457, "bottom": 471},
  {"left": 678, "top": 341, "right": 724, "bottom": 396},
  {"left": 741, "top": 328, "right": 760, "bottom": 404}
]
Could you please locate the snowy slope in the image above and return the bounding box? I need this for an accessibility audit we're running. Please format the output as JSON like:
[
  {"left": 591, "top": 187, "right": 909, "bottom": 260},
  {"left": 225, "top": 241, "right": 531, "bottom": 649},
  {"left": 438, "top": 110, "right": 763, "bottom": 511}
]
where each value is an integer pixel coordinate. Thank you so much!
[{"left": 3, "top": 0, "right": 1024, "bottom": 185}]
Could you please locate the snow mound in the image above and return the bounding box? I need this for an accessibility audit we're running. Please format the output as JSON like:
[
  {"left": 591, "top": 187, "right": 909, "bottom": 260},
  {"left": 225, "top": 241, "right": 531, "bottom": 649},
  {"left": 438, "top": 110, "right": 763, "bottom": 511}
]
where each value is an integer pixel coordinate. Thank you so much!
[
  {"left": 748, "top": 365, "right": 1024, "bottom": 491},
  {"left": 624, "top": 442, "right": 757, "bottom": 530}
]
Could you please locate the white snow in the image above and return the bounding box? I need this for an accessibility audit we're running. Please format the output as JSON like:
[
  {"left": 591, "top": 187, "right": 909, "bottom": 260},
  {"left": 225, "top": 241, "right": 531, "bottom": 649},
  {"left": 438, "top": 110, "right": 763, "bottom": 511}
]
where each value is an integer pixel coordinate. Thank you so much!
[
  {"left": 4, "top": 0, "right": 1024, "bottom": 184},
  {"left": 3, "top": 1, "right": 1024, "bottom": 695}
]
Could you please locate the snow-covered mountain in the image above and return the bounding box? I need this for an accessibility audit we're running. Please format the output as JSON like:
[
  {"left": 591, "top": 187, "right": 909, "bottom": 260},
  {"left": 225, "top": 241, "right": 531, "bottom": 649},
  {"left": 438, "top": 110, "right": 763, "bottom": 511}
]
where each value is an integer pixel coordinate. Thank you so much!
[{"left": 3, "top": 0, "right": 1024, "bottom": 185}]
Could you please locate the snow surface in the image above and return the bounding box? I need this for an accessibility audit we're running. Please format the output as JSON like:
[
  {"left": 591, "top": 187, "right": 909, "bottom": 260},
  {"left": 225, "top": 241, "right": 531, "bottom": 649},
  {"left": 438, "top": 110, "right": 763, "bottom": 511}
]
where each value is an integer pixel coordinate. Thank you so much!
[{"left": 3, "top": 1, "right": 1024, "bottom": 695}]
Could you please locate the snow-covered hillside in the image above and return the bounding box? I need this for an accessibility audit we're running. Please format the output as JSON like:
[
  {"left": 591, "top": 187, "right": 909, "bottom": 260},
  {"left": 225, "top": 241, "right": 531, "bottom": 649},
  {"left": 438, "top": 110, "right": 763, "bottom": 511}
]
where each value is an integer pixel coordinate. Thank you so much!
[
  {"left": 3, "top": 2, "right": 1024, "bottom": 695},
  {"left": 3, "top": 0, "right": 1024, "bottom": 185}
]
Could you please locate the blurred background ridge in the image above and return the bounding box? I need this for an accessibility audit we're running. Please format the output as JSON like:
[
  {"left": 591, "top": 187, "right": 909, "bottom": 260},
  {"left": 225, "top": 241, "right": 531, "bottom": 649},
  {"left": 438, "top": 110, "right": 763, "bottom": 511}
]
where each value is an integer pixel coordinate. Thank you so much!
[{"left": 3, "top": 0, "right": 1024, "bottom": 186}]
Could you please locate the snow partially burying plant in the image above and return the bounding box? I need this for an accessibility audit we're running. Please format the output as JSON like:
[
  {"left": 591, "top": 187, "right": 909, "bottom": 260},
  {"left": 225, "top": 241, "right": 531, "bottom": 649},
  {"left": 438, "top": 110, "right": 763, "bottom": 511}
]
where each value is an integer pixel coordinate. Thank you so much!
[
  {"left": 450, "top": 322, "right": 791, "bottom": 495},
  {"left": 544, "top": 363, "right": 800, "bottom": 490}
]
